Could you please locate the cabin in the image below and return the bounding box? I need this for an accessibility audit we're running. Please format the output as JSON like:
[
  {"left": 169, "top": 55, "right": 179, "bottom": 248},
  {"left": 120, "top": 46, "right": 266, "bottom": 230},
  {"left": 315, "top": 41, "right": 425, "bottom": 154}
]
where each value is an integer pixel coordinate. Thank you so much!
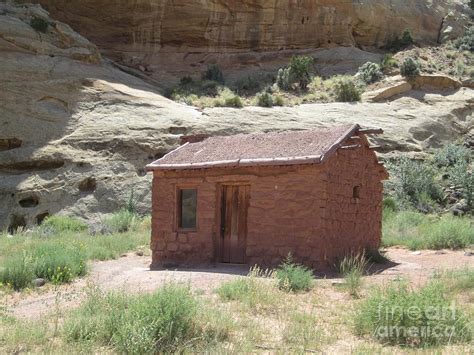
[{"left": 146, "top": 124, "right": 388, "bottom": 270}]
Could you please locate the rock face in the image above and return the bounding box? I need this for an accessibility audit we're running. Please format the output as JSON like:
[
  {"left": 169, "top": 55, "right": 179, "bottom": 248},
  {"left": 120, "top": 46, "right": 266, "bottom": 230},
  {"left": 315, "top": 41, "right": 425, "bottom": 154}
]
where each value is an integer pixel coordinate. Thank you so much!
[
  {"left": 0, "top": 3, "right": 473, "bottom": 231},
  {"left": 19, "top": 0, "right": 470, "bottom": 79}
]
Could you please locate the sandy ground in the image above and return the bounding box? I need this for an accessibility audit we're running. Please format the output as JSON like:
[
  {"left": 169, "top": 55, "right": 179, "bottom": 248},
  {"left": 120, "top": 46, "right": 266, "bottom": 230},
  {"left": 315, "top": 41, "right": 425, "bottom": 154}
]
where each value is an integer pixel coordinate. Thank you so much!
[{"left": 4, "top": 247, "right": 473, "bottom": 320}]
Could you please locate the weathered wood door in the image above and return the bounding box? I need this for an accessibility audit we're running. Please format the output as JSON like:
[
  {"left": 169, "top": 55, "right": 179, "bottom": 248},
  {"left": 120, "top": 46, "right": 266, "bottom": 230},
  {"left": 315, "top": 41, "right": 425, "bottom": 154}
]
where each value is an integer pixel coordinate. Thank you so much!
[{"left": 220, "top": 185, "right": 249, "bottom": 264}]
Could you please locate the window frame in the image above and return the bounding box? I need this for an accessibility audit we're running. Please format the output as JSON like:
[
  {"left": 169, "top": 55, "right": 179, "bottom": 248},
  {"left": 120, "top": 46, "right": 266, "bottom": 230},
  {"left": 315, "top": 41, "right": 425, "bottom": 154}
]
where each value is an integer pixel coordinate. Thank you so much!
[{"left": 176, "top": 186, "right": 198, "bottom": 232}]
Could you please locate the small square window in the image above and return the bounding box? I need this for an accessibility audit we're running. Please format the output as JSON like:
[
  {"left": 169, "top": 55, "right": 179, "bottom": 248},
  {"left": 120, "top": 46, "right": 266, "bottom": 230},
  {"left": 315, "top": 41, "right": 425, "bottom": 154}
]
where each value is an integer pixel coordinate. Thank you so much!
[
  {"left": 353, "top": 186, "right": 361, "bottom": 199},
  {"left": 178, "top": 189, "right": 197, "bottom": 230}
]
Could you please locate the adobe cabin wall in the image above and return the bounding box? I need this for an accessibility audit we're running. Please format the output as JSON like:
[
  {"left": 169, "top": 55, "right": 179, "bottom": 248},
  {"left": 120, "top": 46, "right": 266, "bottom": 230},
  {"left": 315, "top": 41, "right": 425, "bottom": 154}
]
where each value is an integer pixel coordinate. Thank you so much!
[
  {"left": 323, "top": 141, "right": 385, "bottom": 265},
  {"left": 150, "top": 143, "right": 385, "bottom": 270}
]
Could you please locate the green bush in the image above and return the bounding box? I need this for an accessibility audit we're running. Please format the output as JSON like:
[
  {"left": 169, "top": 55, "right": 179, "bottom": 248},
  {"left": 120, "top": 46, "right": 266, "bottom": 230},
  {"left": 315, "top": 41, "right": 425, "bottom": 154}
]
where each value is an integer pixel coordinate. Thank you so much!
[
  {"left": 451, "top": 159, "right": 474, "bottom": 209},
  {"left": 454, "top": 26, "right": 474, "bottom": 52},
  {"left": 64, "top": 284, "right": 231, "bottom": 353},
  {"left": 224, "top": 95, "right": 243, "bottom": 108},
  {"left": 386, "top": 157, "right": 441, "bottom": 211},
  {"left": 276, "top": 67, "right": 292, "bottom": 91},
  {"left": 337, "top": 252, "right": 368, "bottom": 297},
  {"left": 400, "top": 57, "right": 421, "bottom": 79},
  {"left": 380, "top": 54, "right": 398, "bottom": 72},
  {"left": 276, "top": 55, "right": 313, "bottom": 91},
  {"left": 358, "top": 62, "right": 384, "bottom": 84},
  {"left": 273, "top": 95, "right": 285, "bottom": 106},
  {"left": 30, "top": 17, "right": 48, "bottom": 33},
  {"left": 334, "top": 78, "right": 361, "bottom": 102},
  {"left": 354, "top": 280, "right": 472, "bottom": 346},
  {"left": 105, "top": 209, "right": 138, "bottom": 233},
  {"left": 256, "top": 91, "right": 274, "bottom": 107},
  {"left": 0, "top": 254, "right": 34, "bottom": 291},
  {"left": 275, "top": 254, "right": 314, "bottom": 292},
  {"left": 433, "top": 143, "right": 471, "bottom": 168},
  {"left": 202, "top": 65, "right": 225, "bottom": 84},
  {"left": 42, "top": 215, "right": 87, "bottom": 233},
  {"left": 387, "top": 29, "right": 414, "bottom": 51},
  {"left": 233, "top": 76, "right": 262, "bottom": 95},
  {"left": 288, "top": 55, "right": 313, "bottom": 90}
]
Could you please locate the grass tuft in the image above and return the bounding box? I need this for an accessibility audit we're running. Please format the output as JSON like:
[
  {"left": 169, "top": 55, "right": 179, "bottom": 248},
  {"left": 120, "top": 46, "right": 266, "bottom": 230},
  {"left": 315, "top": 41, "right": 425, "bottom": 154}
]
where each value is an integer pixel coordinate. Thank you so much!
[
  {"left": 275, "top": 254, "right": 314, "bottom": 292},
  {"left": 338, "top": 252, "right": 368, "bottom": 297}
]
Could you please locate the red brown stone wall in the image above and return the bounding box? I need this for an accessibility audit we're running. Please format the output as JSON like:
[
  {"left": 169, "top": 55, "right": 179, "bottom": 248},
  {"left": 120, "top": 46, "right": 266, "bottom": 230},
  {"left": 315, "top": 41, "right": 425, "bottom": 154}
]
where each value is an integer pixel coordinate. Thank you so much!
[
  {"left": 323, "top": 142, "right": 385, "bottom": 266},
  {"left": 150, "top": 142, "right": 385, "bottom": 270}
]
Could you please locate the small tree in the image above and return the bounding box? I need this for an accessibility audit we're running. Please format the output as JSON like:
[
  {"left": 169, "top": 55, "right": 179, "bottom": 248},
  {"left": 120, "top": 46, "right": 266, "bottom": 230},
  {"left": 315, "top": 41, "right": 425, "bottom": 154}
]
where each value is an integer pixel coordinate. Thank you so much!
[
  {"left": 400, "top": 57, "right": 421, "bottom": 79},
  {"left": 288, "top": 55, "right": 313, "bottom": 90}
]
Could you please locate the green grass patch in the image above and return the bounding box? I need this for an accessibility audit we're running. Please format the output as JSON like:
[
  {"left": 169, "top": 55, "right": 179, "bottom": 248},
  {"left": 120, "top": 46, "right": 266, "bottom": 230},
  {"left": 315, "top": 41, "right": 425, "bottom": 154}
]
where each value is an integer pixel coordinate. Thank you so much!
[
  {"left": 0, "top": 217, "right": 150, "bottom": 290},
  {"left": 63, "top": 284, "right": 232, "bottom": 353},
  {"left": 216, "top": 267, "right": 279, "bottom": 311},
  {"left": 382, "top": 211, "right": 474, "bottom": 250},
  {"left": 275, "top": 255, "right": 314, "bottom": 292},
  {"left": 354, "top": 280, "right": 472, "bottom": 347},
  {"left": 42, "top": 215, "right": 87, "bottom": 233}
]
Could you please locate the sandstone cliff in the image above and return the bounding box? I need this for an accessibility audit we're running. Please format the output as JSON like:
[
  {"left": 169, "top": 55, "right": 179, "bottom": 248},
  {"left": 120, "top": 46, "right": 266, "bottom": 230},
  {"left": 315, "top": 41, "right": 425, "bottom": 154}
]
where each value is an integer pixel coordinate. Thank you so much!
[
  {"left": 0, "top": 3, "right": 473, "bottom": 231},
  {"left": 19, "top": 0, "right": 470, "bottom": 81}
]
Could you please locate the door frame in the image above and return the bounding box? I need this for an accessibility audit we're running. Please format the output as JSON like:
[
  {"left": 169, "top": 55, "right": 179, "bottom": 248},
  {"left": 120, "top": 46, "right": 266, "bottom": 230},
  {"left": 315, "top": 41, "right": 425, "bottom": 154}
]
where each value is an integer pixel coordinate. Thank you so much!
[{"left": 215, "top": 182, "right": 250, "bottom": 264}]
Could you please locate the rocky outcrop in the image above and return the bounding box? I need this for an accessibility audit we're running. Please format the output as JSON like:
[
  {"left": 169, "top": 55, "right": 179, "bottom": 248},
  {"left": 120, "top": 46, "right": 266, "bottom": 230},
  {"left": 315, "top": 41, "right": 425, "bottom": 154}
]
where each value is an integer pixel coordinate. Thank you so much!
[
  {"left": 0, "top": 3, "right": 473, "bottom": 231},
  {"left": 18, "top": 0, "right": 470, "bottom": 80}
]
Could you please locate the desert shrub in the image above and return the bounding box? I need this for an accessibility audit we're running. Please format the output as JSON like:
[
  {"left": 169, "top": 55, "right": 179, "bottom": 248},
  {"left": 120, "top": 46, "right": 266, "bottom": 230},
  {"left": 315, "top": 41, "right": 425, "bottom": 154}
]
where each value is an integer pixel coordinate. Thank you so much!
[
  {"left": 383, "top": 211, "right": 474, "bottom": 250},
  {"left": 276, "top": 55, "right": 313, "bottom": 91},
  {"left": 216, "top": 267, "right": 277, "bottom": 310},
  {"left": 387, "top": 29, "right": 414, "bottom": 51},
  {"left": 233, "top": 76, "right": 262, "bottom": 95},
  {"left": 380, "top": 54, "right": 398, "bottom": 72},
  {"left": 451, "top": 159, "right": 474, "bottom": 209},
  {"left": 354, "top": 280, "right": 472, "bottom": 346},
  {"left": 454, "top": 26, "right": 474, "bottom": 52},
  {"left": 288, "top": 55, "right": 313, "bottom": 90},
  {"left": 386, "top": 157, "right": 441, "bottom": 211},
  {"left": 41, "top": 215, "right": 87, "bottom": 233},
  {"left": 30, "top": 17, "right": 48, "bottom": 33},
  {"left": 104, "top": 209, "right": 138, "bottom": 233},
  {"left": 433, "top": 143, "right": 471, "bottom": 167},
  {"left": 276, "top": 67, "right": 292, "bottom": 91},
  {"left": 202, "top": 65, "right": 224, "bottom": 84},
  {"left": 358, "top": 62, "right": 384, "bottom": 84},
  {"left": 275, "top": 254, "right": 314, "bottom": 292},
  {"left": 64, "top": 284, "right": 231, "bottom": 353},
  {"left": 224, "top": 95, "right": 243, "bottom": 108},
  {"left": 334, "top": 78, "right": 361, "bottom": 102},
  {"left": 400, "top": 57, "right": 421, "bottom": 79},
  {"left": 273, "top": 95, "right": 285, "bottom": 106},
  {"left": 337, "top": 252, "right": 368, "bottom": 297},
  {"left": 382, "top": 197, "right": 398, "bottom": 212},
  {"left": 256, "top": 91, "right": 274, "bottom": 107},
  {"left": 0, "top": 254, "right": 34, "bottom": 290}
]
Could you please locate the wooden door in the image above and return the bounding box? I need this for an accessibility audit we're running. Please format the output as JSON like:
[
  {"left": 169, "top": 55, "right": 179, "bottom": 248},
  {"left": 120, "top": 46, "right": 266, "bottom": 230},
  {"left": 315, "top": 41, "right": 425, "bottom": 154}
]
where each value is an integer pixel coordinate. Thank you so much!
[{"left": 220, "top": 185, "right": 249, "bottom": 264}]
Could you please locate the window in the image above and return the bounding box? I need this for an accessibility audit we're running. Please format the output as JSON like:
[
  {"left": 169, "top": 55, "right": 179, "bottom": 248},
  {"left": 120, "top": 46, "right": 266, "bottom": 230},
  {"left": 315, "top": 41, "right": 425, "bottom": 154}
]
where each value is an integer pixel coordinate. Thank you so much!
[
  {"left": 178, "top": 188, "right": 197, "bottom": 230},
  {"left": 353, "top": 186, "right": 361, "bottom": 199}
]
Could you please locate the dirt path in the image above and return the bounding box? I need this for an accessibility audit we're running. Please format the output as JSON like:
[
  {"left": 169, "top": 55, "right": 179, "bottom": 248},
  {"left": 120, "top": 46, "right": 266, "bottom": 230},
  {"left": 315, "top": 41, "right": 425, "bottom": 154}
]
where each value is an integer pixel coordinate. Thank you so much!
[{"left": 5, "top": 247, "right": 473, "bottom": 320}]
